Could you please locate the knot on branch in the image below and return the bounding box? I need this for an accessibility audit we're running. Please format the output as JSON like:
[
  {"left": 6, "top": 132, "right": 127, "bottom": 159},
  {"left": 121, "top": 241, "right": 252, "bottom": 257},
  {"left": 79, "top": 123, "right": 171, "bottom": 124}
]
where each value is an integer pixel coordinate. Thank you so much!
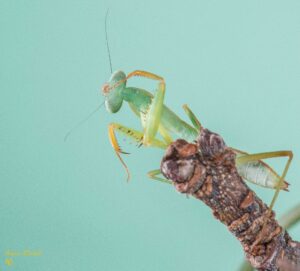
[
  {"left": 198, "top": 128, "right": 227, "bottom": 157},
  {"left": 161, "top": 129, "right": 236, "bottom": 195}
]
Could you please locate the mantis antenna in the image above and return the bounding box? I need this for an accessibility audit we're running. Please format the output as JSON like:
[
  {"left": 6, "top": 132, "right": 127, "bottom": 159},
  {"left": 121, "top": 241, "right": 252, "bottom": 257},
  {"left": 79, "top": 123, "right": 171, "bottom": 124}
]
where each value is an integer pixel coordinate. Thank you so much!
[
  {"left": 105, "top": 8, "right": 113, "bottom": 73},
  {"left": 64, "top": 10, "right": 113, "bottom": 142},
  {"left": 64, "top": 101, "right": 105, "bottom": 142}
]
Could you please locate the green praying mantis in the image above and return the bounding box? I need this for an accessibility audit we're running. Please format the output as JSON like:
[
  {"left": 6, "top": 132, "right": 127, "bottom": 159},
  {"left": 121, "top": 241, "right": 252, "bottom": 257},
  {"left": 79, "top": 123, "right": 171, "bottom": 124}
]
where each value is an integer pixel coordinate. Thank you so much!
[{"left": 98, "top": 10, "right": 293, "bottom": 214}]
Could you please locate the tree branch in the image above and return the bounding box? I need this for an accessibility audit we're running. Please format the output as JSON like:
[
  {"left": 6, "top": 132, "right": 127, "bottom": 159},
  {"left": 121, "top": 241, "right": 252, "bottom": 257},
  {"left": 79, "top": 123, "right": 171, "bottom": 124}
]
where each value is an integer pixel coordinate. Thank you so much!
[
  {"left": 160, "top": 128, "right": 300, "bottom": 271},
  {"left": 240, "top": 204, "right": 300, "bottom": 271}
]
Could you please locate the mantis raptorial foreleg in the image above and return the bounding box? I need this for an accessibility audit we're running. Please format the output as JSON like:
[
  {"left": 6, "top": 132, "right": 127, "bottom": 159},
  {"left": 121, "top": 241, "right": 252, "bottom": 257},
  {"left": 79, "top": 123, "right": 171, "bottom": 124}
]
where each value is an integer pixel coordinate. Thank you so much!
[
  {"left": 147, "top": 169, "right": 172, "bottom": 184},
  {"left": 108, "top": 123, "right": 167, "bottom": 180},
  {"left": 127, "top": 72, "right": 166, "bottom": 146},
  {"left": 236, "top": 151, "right": 293, "bottom": 214},
  {"left": 113, "top": 70, "right": 167, "bottom": 146},
  {"left": 143, "top": 80, "right": 165, "bottom": 145},
  {"left": 126, "top": 70, "right": 164, "bottom": 82}
]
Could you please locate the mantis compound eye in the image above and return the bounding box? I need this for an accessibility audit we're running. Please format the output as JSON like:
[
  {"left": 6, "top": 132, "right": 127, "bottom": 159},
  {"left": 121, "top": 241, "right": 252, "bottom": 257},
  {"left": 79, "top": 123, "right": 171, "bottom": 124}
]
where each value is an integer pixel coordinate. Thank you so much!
[{"left": 102, "top": 83, "right": 110, "bottom": 95}]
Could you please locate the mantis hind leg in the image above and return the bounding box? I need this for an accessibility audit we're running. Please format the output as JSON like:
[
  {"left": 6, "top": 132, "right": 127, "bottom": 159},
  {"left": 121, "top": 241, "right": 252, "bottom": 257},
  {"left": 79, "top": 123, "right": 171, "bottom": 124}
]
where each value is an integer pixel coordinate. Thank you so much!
[
  {"left": 236, "top": 151, "right": 293, "bottom": 214},
  {"left": 108, "top": 123, "right": 167, "bottom": 181},
  {"left": 182, "top": 104, "right": 202, "bottom": 132}
]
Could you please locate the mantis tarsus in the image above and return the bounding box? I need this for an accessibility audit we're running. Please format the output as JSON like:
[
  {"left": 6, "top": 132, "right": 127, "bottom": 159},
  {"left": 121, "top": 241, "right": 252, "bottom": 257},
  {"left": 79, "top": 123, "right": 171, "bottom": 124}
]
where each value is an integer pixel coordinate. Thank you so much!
[{"left": 102, "top": 69, "right": 293, "bottom": 213}]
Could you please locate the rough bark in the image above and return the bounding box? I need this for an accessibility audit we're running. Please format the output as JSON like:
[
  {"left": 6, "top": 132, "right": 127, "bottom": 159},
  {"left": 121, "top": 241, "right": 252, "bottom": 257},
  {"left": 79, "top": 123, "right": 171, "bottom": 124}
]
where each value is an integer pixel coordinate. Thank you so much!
[{"left": 160, "top": 128, "right": 300, "bottom": 271}]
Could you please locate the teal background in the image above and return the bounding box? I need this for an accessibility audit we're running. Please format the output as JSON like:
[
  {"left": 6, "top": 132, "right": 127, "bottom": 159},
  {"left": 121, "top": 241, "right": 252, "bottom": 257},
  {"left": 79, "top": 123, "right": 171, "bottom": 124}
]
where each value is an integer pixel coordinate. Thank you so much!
[{"left": 1, "top": 1, "right": 300, "bottom": 270}]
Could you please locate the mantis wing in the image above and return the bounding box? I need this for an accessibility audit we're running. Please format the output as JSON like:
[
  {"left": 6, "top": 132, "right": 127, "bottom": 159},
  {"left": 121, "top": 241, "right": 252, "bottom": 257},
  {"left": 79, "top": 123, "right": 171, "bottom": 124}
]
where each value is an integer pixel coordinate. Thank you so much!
[{"left": 232, "top": 148, "right": 289, "bottom": 191}]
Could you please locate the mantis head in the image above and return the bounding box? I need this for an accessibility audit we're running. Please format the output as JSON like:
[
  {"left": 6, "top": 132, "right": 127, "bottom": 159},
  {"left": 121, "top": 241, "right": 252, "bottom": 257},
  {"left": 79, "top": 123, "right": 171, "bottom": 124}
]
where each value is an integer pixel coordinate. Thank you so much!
[{"left": 102, "top": 70, "right": 126, "bottom": 113}]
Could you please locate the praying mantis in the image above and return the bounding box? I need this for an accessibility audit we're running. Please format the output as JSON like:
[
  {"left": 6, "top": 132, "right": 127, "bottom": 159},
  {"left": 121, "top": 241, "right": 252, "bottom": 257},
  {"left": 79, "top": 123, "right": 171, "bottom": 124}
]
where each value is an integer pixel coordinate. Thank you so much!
[
  {"left": 100, "top": 10, "right": 293, "bottom": 213},
  {"left": 102, "top": 69, "right": 293, "bottom": 213}
]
